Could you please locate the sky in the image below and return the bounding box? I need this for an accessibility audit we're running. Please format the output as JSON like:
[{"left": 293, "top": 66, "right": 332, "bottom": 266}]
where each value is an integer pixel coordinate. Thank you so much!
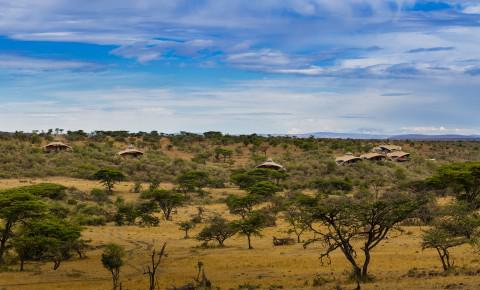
[{"left": 1, "top": 0, "right": 480, "bottom": 135}]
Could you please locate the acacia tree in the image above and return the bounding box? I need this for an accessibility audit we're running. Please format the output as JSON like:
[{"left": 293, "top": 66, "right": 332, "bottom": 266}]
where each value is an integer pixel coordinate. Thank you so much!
[
  {"left": 93, "top": 169, "right": 126, "bottom": 194},
  {"left": 247, "top": 181, "right": 282, "bottom": 198},
  {"left": 0, "top": 190, "right": 47, "bottom": 263},
  {"left": 422, "top": 227, "right": 468, "bottom": 271},
  {"left": 422, "top": 202, "right": 480, "bottom": 271},
  {"left": 142, "top": 190, "right": 184, "bottom": 221},
  {"left": 197, "top": 216, "right": 237, "bottom": 247},
  {"left": 232, "top": 211, "right": 267, "bottom": 249},
  {"left": 102, "top": 243, "right": 125, "bottom": 290},
  {"left": 214, "top": 147, "right": 233, "bottom": 162},
  {"left": 428, "top": 162, "right": 480, "bottom": 208},
  {"left": 178, "top": 220, "right": 196, "bottom": 239},
  {"left": 300, "top": 194, "right": 424, "bottom": 282},
  {"left": 285, "top": 206, "right": 310, "bottom": 243},
  {"left": 226, "top": 194, "right": 262, "bottom": 219},
  {"left": 13, "top": 218, "right": 84, "bottom": 271},
  {"left": 177, "top": 171, "right": 210, "bottom": 197}
]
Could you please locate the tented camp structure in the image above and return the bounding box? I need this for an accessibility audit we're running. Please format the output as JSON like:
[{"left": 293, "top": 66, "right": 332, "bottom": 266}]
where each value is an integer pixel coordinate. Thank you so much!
[
  {"left": 360, "top": 152, "right": 386, "bottom": 161},
  {"left": 335, "top": 153, "right": 362, "bottom": 165},
  {"left": 256, "top": 158, "right": 285, "bottom": 171},
  {"left": 387, "top": 151, "right": 410, "bottom": 162},
  {"left": 43, "top": 142, "right": 72, "bottom": 153},
  {"left": 372, "top": 144, "right": 402, "bottom": 154},
  {"left": 118, "top": 145, "right": 144, "bottom": 158}
]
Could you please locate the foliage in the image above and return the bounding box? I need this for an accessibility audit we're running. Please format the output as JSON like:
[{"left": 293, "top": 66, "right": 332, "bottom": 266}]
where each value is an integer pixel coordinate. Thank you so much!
[
  {"left": 0, "top": 189, "right": 48, "bottom": 263},
  {"left": 93, "top": 169, "right": 126, "bottom": 193},
  {"left": 141, "top": 189, "right": 185, "bottom": 221},
  {"left": 197, "top": 216, "right": 237, "bottom": 247},
  {"left": 226, "top": 194, "right": 262, "bottom": 219},
  {"left": 427, "top": 162, "right": 480, "bottom": 208},
  {"left": 247, "top": 181, "right": 282, "bottom": 197},
  {"left": 312, "top": 178, "right": 353, "bottom": 195},
  {"left": 102, "top": 243, "right": 125, "bottom": 290},
  {"left": 232, "top": 211, "right": 267, "bottom": 249},
  {"left": 177, "top": 170, "right": 210, "bottom": 195},
  {"left": 300, "top": 194, "right": 425, "bottom": 282},
  {"left": 13, "top": 218, "right": 84, "bottom": 270}
]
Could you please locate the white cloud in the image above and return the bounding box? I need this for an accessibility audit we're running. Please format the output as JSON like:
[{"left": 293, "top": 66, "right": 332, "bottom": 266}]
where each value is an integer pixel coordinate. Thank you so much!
[{"left": 0, "top": 54, "right": 105, "bottom": 72}]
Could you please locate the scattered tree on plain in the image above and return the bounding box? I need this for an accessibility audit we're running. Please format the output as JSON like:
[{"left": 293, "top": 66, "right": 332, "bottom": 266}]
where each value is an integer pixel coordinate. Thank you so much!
[
  {"left": 102, "top": 243, "right": 125, "bottom": 290},
  {"left": 93, "top": 169, "right": 126, "bottom": 194}
]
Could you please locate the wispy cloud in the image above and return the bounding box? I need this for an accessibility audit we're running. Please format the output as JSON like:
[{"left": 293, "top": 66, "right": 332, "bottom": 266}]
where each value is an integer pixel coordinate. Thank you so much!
[
  {"left": 0, "top": 54, "right": 106, "bottom": 72},
  {"left": 0, "top": 1, "right": 480, "bottom": 133},
  {"left": 407, "top": 47, "right": 455, "bottom": 53}
]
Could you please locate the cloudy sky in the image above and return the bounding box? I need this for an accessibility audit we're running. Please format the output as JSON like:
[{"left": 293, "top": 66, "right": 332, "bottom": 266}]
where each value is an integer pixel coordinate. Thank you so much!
[{"left": 1, "top": 0, "right": 480, "bottom": 135}]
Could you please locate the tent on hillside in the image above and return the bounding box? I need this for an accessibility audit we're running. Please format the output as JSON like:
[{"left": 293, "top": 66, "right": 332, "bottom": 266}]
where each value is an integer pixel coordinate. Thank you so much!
[
  {"left": 118, "top": 145, "right": 144, "bottom": 158},
  {"left": 256, "top": 158, "right": 285, "bottom": 171},
  {"left": 43, "top": 141, "right": 72, "bottom": 153}
]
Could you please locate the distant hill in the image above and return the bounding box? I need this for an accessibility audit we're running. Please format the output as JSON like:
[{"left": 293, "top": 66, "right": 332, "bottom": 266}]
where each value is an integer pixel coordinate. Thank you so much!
[
  {"left": 294, "top": 132, "right": 480, "bottom": 141},
  {"left": 388, "top": 134, "right": 480, "bottom": 141},
  {"left": 293, "top": 132, "right": 389, "bottom": 139}
]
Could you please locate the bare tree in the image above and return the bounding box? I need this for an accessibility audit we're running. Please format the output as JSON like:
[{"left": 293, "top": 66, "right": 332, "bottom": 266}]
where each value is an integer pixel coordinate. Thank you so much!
[{"left": 144, "top": 243, "right": 167, "bottom": 290}]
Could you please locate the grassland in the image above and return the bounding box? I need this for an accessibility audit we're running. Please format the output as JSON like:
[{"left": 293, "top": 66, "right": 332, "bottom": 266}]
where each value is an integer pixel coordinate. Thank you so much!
[
  {"left": 1, "top": 133, "right": 480, "bottom": 289},
  {"left": 0, "top": 177, "right": 479, "bottom": 290}
]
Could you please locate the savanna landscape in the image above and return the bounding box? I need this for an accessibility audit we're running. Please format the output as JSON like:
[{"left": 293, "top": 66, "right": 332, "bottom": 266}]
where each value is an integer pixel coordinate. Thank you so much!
[{"left": 1, "top": 131, "right": 480, "bottom": 290}]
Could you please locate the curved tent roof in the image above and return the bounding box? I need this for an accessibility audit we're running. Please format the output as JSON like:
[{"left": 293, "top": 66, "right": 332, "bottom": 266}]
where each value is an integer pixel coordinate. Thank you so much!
[
  {"left": 335, "top": 154, "right": 362, "bottom": 165},
  {"left": 43, "top": 141, "right": 72, "bottom": 151},
  {"left": 373, "top": 144, "right": 402, "bottom": 152},
  {"left": 387, "top": 151, "right": 410, "bottom": 159},
  {"left": 256, "top": 158, "right": 285, "bottom": 170},
  {"left": 360, "top": 152, "right": 386, "bottom": 160},
  {"left": 118, "top": 146, "right": 144, "bottom": 157}
]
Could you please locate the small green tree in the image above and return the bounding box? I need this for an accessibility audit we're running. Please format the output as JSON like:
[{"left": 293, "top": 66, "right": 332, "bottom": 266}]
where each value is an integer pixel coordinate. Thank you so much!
[
  {"left": 178, "top": 220, "right": 196, "bottom": 239},
  {"left": 285, "top": 206, "right": 310, "bottom": 243},
  {"left": 102, "top": 243, "right": 125, "bottom": 290},
  {"left": 422, "top": 202, "right": 480, "bottom": 271},
  {"left": 13, "top": 218, "right": 84, "bottom": 270},
  {"left": 312, "top": 178, "right": 353, "bottom": 195},
  {"left": 299, "top": 194, "right": 424, "bottom": 282},
  {"left": 0, "top": 190, "right": 47, "bottom": 263},
  {"left": 93, "top": 169, "right": 126, "bottom": 194},
  {"left": 427, "top": 162, "right": 480, "bottom": 208},
  {"left": 422, "top": 227, "right": 468, "bottom": 271},
  {"left": 177, "top": 171, "right": 210, "bottom": 197},
  {"left": 142, "top": 190, "right": 184, "bottom": 221},
  {"left": 247, "top": 181, "right": 282, "bottom": 198},
  {"left": 197, "top": 216, "right": 237, "bottom": 247},
  {"left": 226, "top": 194, "right": 262, "bottom": 219},
  {"left": 232, "top": 211, "right": 267, "bottom": 249},
  {"left": 214, "top": 147, "right": 233, "bottom": 162}
]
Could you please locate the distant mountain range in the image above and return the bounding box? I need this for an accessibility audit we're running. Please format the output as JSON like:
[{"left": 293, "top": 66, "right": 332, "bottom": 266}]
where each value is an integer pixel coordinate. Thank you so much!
[{"left": 293, "top": 132, "right": 480, "bottom": 141}]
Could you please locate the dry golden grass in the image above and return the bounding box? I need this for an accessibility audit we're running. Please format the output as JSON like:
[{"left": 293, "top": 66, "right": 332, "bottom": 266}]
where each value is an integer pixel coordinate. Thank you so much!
[{"left": 1, "top": 177, "right": 480, "bottom": 290}]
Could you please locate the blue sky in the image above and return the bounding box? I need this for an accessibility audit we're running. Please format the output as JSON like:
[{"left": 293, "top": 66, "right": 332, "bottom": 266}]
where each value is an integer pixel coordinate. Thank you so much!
[{"left": 1, "top": 0, "right": 480, "bottom": 134}]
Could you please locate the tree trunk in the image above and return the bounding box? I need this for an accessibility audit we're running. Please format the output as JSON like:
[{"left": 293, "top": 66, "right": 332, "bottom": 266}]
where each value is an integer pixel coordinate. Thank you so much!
[
  {"left": 184, "top": 229, "right": 189, "bottom": 239},
  {"left": 247, "top": 235, "right": 253, "bottom": 249},
  {"left": 20, "top": 259, "right": 24, "bottom": 271},
  {"left": 53, "top": 260, "right": 61, "bottom": 270},
  {"left": 0, "top": 220, "right": 12, "bottom": 263},
  {"left": 361, "top": 249, "right": 371, "bottom": 280},
  {"left": 296, "top": 233, "right": 301, "bottom": 243}
]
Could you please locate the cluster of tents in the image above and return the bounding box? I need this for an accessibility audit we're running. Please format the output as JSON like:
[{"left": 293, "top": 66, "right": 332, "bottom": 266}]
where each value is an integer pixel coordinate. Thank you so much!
[
  {"left": 335, "top": 144, "right": 410, "bottom": 166},
  {"left": 43, "top": 141, "right": 144, "bottom": 157}
]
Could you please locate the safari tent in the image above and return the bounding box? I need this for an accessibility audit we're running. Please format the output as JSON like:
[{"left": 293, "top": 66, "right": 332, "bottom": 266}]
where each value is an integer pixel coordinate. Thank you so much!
[
  {"left": 335, "top": 153, "right": 362, "bottom": 165},
  {"left": 360, "top": 152, "right": 387, "bottom": 161},
  {"left": 118, "top": 145, "right": 144, "bottom": 157},
  {"left": 387, "top": 151, "right": 410, "bottom": 162},
  {"left": 256, "top": 158, "right": 285, "bottom": 171},
  {"left": 43, "top": 141, "right": 72, "bottom": 153},
  {"left": 372, "top": 144, "right": 402, "bottom": 154}
]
